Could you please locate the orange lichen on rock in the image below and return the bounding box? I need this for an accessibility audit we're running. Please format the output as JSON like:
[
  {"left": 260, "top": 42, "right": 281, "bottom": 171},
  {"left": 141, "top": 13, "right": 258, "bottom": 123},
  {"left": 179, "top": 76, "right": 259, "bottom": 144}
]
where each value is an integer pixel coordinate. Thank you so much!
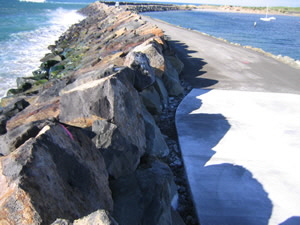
[{"left": 6, "top": 98, "right": 60, "bottom": 131}]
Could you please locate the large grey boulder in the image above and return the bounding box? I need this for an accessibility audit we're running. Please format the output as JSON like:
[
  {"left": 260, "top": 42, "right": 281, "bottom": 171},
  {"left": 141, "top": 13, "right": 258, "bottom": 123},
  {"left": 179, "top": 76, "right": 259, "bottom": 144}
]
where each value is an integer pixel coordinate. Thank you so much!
[
  {"left": 162, "top": 57, "right": 184, "bottom": 96},
  {"left": 60, "top": 69, "right": 146, "bottom": 178},
  {"left": 154, "top": 77, "right": 169, "bottom": 109},
  {"left": 131, "top": 37, "right": 165, "bottom": 77},
  {"left": 136, "top": 159, "right": 177, "bottom": 225},
  {"left": 140, "top": 85, "right": 162, "bottom": 115},
  {"left": 92, "top": 120, "right": 140, "bottom": 178},
  {"left": 111, "top": 158, "right": 177, "bottom": 225},
  {"left": 165, "top": 55, "right": 184, "bottom": 75},
  {"left": 0, "top": 123, "right": 113, "bottom": 225},
  {"left": 142, "top": 106, "right": 169, "bottom": 158},
  {"left": 59, "top": 69, "right": 146, "bottom": 153},
  {"left": 124, "top": 51, "right": 156, "bottom": 91}
]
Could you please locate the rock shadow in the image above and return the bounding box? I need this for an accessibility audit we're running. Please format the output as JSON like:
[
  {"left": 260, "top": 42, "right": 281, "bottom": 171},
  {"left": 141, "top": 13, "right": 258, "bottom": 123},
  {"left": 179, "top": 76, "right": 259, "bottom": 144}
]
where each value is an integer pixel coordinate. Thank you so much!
[
  {"left": 167, "top": 39, "right": 218, "bottom": 88},
  {"left": 176, "top": 91, "right": 273, "bottom": 225}
]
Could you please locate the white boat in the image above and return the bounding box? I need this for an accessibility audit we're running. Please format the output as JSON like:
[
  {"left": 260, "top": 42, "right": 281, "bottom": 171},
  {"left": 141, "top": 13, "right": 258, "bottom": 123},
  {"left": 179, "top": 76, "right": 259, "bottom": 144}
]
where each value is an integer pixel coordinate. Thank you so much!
[
  {"left": 19, "top": 0, "right": 46, "bottom": 3},
  {"left": 260, "top": 6, "right": 276, "bottom": 21}
]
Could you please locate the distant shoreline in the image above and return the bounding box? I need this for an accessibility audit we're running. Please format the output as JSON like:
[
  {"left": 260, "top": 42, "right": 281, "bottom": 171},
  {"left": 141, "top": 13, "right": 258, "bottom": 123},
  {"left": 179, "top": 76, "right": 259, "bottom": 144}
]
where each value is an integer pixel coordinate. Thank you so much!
[{"left": 186, "top": 5, "right": 300, "bottom": 17}]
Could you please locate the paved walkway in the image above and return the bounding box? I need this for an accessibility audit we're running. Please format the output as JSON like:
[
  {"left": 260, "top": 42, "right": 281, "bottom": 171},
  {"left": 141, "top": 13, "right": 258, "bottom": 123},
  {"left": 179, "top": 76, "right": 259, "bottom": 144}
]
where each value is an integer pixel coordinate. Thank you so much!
[{"left": 142, "top": 16, "right": 300, "bottom": 225}]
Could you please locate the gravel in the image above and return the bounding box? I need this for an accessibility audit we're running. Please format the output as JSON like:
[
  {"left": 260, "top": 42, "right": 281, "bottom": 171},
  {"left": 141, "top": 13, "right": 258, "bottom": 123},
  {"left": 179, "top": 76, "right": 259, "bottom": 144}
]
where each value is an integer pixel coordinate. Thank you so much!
[{"left": 157, "top": 78, "right": 200, "bottom": 225}]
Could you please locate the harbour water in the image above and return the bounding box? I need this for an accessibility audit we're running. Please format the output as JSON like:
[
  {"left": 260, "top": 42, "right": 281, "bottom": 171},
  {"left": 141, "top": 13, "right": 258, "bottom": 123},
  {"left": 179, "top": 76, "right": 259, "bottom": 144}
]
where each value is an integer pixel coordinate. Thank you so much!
[{"left": 143, "top": 10, "right": 300, "bottom": 61}]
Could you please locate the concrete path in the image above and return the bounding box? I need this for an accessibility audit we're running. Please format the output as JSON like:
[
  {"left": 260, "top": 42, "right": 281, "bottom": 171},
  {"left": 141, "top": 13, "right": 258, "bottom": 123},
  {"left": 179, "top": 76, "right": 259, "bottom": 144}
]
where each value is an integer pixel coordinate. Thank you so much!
[{"left": 142, "top": 16, "right": 300, "bottom": 225}]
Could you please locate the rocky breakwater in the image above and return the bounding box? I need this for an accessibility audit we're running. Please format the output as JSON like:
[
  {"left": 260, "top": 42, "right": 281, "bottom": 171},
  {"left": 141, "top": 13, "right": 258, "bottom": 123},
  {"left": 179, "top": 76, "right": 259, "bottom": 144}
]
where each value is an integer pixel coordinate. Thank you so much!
[
  {"left": 0, "top": 2, "right": 186, "bottom": 225},
  {"left": 99, "top": 1, "right": 182, "bottom": 13}
]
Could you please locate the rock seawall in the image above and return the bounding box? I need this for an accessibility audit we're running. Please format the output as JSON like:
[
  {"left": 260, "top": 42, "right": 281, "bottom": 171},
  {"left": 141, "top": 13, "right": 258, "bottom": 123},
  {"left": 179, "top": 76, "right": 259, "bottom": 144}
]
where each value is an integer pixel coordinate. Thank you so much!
[
  {"left": 0, "top": 2, "right": 186, "bottom": 225},
  {"left": 99, "top": 1, "right": 182, "bottom": 13}
]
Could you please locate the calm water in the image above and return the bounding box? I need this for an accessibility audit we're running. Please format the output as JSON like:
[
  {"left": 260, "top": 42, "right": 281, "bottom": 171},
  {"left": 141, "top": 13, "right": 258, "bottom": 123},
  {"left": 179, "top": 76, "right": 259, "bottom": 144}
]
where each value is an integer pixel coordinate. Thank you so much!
[{"left": 143, "top": 10, "right": 300, "bottom": 61}]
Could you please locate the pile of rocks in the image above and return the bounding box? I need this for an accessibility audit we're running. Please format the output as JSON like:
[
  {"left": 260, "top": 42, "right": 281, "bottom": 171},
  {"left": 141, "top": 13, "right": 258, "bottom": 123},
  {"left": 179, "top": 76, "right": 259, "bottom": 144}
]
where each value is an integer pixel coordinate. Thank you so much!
[
  {"left": 99, "top": 1, "right": 182, "bottom": 13},
  {"left": 0, "top": 2, "right": 197, "bottom": 225}
]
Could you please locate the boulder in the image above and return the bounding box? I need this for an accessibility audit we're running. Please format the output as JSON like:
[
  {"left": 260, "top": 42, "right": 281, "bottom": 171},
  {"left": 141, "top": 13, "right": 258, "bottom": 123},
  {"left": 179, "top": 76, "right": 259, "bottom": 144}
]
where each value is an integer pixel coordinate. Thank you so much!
[
  {"left": 60, "top": 69, "right": 146, "bottom": 177},
  {"left": 16, "top": 77, "right": 38, "bottom": 89},
  {"left": 92, "top": 120, "right": 140, "bottom": 178},
  {"left": 0, "top": 123, "right": 113, "bottom": 224},
  {"left": 41, "top": 55, "right": 62, "bottom": 71},
  {"left": 142, "top": 106, "right": 169, "bottom": 158},
  {"left": 6, "top": 97, "right": 60, "bottom": 131},
  {"left": 136, "top": 159, "right": 177, "bottom": 225},
  {"left": 32, "top": 68, "right": 48, "bottom": 80},
  {"left": 51, "top": 210, "right": 119, "bottom": 225},
  {"left": 73, "top": 210, "right": 119, "bottom": 225},
  {"left": 0, "top": 98, "right": 30, "bottom": 134},
  {"left": 111, "top": 158, "right": 177, "bottom": 225},
  {"left": 140, "top": 85, "right": 162, "bottom": 115},
  {"left": 110, "top": 173, "right": 144, "bottom": 225},
  {"left": 164, "top": 55, "right": 184, "bottom": 75},
  {"left": 162, "top": 57, "right": 184, "bottom": 96},
  {"left": 154, "top": 77, "right": 169, "bottom": 109},
  {"left": 124, "top": 51, "right": 155, "bottom": 91},
  {"left": 40, "top": 53, "right": 62, "bottom": 64},
  {"left": 0, "top": 115, "right": 7, "bottom": 135},
  {"left": 49, "top": 64, "right": 65, "bottom": 79},
  {"left": 131, "top": 37, "right": 165, "bottom": 77},
  {"left": 51, "top": 219, "right": 72, "bottom": 225},
  {"left": 0, "top": 120, "right": 45, "bottom": 156}
]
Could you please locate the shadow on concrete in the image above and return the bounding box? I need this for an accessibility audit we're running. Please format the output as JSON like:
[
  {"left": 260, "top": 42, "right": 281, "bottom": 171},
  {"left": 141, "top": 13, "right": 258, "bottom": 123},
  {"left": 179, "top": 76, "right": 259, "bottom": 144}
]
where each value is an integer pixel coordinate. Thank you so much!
[
  {"left": 167, "top": 39, "right": 218, "bottom": 88},
  {"left": 280, "top": 217, "right": 300, "bottom": 225},
  {"left": 177, "top": 91, "right": 273, "bottom": 225}
]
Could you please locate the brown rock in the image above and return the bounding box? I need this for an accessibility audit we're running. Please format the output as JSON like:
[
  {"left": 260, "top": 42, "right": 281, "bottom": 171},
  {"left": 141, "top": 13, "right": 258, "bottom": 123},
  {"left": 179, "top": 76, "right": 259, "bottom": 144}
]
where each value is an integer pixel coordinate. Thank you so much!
[
  {"left": 0, "top": 124, "right": 113, "bottom": 224},
  {"left": 6, "top": 97, "right": 60, "bottom": 131},
  {"left": 73, "top": 210, "right": 118, "bottom": 225}
]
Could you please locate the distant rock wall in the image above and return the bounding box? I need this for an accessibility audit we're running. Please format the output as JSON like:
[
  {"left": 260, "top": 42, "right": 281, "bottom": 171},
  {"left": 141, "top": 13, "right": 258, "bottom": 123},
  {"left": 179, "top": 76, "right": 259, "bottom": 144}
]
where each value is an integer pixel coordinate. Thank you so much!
[
  {"left": 99, "top": 1, "right": 182, "bottom": 13},
  {"left": 0, "top": 2, "right": 185, "bottom": 225}
]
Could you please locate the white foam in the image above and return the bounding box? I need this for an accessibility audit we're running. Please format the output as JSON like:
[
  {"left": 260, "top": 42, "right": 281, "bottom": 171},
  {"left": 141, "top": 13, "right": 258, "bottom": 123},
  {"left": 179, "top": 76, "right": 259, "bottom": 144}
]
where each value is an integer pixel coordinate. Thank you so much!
[
  {"left": 19, "top": 0, "right": 46, "bottom": 3},
  {"left": 0, "top": 8, "right": 85, "bottom": 97}
]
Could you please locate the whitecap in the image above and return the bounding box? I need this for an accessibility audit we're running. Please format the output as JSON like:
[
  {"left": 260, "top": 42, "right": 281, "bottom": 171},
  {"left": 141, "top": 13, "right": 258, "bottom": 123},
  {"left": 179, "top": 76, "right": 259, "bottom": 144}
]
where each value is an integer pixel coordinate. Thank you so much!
[{"left": 0, "top": 7, "right": 85, "bottom": 97}]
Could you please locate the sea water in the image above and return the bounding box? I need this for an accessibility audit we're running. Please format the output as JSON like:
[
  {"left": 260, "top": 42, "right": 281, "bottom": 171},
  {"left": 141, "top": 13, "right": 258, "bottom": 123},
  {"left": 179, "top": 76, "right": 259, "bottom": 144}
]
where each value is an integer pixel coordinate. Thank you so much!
[
  {"left": 0, "top": 0, "right": 92, "bottom": 97},
  {"left": 143, "top": 10, "right": 300, "bottom": 61}
]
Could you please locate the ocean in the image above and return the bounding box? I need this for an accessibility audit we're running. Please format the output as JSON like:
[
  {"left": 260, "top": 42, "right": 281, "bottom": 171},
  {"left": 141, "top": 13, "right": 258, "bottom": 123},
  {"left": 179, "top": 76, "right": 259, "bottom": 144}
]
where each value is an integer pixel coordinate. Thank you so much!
[
  {"left": 143, "top": 10, "right": 300, "bottom": 61},
  {"left": 0, "top": 0, "right": 92, "bottom": 97},
  {"left": 0, "top": 1, "right": 299, "bottom": 97}
]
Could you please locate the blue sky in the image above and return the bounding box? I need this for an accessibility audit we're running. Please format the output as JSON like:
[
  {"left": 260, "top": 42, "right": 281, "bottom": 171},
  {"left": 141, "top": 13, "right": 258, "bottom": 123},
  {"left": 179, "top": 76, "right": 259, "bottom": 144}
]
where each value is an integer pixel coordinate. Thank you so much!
[{"left": 139, "top": 0, "right": 300, "bottom": 7}]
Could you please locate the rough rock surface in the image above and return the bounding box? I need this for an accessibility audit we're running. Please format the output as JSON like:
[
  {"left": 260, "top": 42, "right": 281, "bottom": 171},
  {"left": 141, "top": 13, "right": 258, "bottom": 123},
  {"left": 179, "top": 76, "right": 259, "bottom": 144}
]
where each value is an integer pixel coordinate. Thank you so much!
[
  {"left": 51, "top": 210, "right": 118, "bottom": 225},
  {"left": 0, "top": 123, "right": 112, "bottom": 224},
  {"left": 111, "top": 158, "right": 177, "bottom": 225},
  {"left": 0, "top": 2, "right": 192, "bottom": 225},
  {"left": 124, "top": 51, "right": 156, "bottom": 91}
]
